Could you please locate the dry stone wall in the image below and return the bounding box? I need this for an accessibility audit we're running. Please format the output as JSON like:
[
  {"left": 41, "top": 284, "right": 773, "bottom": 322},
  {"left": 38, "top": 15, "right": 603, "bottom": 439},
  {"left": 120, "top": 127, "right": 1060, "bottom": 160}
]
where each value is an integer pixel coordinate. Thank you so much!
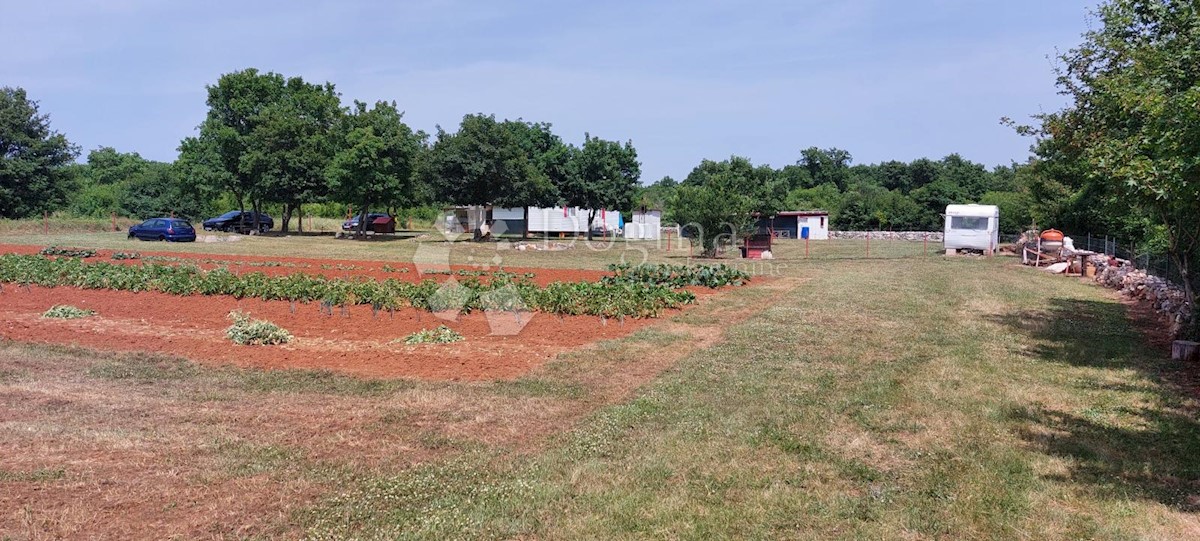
[
  {"left": 1090, "top": 254, "right": 1193, "bottom": 337},
  {"left": 830, "top": 231, "right": 943, "bottom": 242}
]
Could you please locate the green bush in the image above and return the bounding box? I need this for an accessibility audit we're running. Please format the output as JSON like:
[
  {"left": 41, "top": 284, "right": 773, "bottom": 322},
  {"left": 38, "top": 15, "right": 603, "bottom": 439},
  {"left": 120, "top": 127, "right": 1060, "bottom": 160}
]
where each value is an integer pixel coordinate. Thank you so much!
[
  {"left": 401, "top": 325, "right": 465, "bottom": 345},
  {"left": 605, "top": 263, "right": 750, "bottom": 288},
  {"left": 226, "top": 311, "right": 292, "bottom": 345},
  {"left": 39, "top": 246, "right": 97, "bottom": 258},
  {"left": 42, "top": 305, "right": 96, "bottom": 319}
]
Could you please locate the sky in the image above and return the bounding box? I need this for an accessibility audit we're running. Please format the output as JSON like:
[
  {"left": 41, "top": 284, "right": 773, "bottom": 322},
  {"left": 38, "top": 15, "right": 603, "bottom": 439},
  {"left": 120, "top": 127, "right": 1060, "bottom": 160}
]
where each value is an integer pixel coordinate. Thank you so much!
[{"left": 2, "top": 0, "right": 1098, "bottom": 183}]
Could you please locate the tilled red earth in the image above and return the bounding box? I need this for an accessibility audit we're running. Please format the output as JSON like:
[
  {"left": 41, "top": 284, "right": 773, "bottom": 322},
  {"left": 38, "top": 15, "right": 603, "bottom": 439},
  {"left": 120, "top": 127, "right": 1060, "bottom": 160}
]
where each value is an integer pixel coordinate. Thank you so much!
[
  {"left": 0, "top": 243, "right": 610, "bottom": 285},
  {"left": 0, "top": 245, "right": 684, "bottom": 380}
]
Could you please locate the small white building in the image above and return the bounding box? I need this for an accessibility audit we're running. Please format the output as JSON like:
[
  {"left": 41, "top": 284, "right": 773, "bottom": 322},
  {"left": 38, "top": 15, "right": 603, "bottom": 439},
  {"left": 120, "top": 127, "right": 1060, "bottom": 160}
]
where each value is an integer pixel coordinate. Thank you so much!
[
  {"left": 624, "top": 209, "right": 663, "bottom": 240},
  {"left": 760, "top": 210, "right": 830, "bottom": 240},
  {"left": 944, "top": 204, "right": 1000, "bottom": 252}
]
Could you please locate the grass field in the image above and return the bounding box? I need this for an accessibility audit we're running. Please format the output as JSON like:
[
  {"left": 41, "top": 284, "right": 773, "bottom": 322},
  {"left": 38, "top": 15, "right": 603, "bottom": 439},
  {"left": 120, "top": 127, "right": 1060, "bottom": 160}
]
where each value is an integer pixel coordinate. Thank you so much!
[{"left": 2, "top": 233, "right": 1197, "bottom": 539}]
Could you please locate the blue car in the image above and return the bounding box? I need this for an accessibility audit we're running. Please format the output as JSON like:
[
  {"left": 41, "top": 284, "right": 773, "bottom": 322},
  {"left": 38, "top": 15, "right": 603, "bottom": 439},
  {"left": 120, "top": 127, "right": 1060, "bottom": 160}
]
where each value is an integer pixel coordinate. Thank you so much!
[{"left": 128, "top": 218, "right": 197, "bottom": 242}]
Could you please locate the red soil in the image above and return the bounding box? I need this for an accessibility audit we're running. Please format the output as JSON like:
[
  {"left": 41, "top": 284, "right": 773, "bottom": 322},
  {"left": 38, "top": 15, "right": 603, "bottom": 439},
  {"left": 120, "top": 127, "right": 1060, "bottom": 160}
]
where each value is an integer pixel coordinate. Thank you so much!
[
  {"left": 0, "top": 286, "right": 666, "bottom": 381},
  {"left": 0, "top": 243, "right": 610, "bottom": 285},
  {"left": 0, "top": 244, "right": 702, "bottom": 381}
]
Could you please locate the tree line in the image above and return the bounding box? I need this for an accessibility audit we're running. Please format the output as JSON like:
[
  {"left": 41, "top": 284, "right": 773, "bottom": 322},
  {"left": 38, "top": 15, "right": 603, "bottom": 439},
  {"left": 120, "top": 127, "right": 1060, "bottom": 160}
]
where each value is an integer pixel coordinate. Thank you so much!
[{"left": 2, "top": 69, "right": 642, "bottom": 238}]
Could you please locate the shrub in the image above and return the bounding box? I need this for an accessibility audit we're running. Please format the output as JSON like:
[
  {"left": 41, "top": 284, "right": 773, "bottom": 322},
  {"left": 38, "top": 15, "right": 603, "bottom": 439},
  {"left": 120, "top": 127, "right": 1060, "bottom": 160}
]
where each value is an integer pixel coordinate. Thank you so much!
[
  {"left": 605, "top": 263, "right": 750, "bottom": 288},
  {"left": 39, "top": 246, "right": 97, "bottom": 258},
  {"left": 226, "top": 311, "right": 292, "bottom": 345},
  {"left": 42, "top": 305, "right": 96, "bottom": 319},
  {"left": 401, "top": 325, "right": 464, "bottom": 345}
]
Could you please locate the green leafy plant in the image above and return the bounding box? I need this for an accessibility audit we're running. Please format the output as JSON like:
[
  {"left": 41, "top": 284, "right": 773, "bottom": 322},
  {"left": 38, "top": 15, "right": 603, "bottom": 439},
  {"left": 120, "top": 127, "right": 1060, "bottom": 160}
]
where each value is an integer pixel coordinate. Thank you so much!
[
  {"left": 400, "top": 325, "right": 464, "bottom": 345},
  {"left": 605, "top": 263, "right": 750, "bottom": 288},
  {"left": 0, "top": 254, "right": 696, "bottom": 319},
  {"left": 110, "top": 251, "right": 141, "bottom": 260},
  {"left": 39, "top": 246, "right": 97, "bottom": 258},
  {"left": 42, "top": 305, "right": 96, "bottom": 319},
  {"left": 226, "top": 311, "right": 292, "bottom": 345}
]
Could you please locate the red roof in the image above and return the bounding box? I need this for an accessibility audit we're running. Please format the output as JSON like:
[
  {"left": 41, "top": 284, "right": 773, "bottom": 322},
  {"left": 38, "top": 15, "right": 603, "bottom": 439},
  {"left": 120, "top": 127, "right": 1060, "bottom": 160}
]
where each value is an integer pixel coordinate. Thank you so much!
[{"left": 776, "top": 210, "right": 828, "bottom": 217}]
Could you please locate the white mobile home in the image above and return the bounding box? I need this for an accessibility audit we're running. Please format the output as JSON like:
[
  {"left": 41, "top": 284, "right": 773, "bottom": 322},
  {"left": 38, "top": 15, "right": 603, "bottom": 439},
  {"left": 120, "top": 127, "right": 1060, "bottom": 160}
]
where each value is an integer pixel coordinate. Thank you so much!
[
  {"left": 944, "top": 204, "right": 1000, "bottom": 252},
  {"left": 442, "top": 206, "right": 621, "bottom": 237}
]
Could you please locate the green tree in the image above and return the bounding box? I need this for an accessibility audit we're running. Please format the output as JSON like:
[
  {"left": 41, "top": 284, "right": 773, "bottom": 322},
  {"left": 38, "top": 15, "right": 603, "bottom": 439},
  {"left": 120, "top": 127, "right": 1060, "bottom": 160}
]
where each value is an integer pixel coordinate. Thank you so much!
[
  {"left": 179, "top": 69, "right": 340, "bottom": 233},
  {"left": 636, "top": 176, "right": 678, "bottom": 211},
  {"left": 249, "top": 78, "right": 342, "bottom": 232},
  {"left": 0, "top": 87, "right": 79, "bottom": 218},
  {"left": 426, "top": 114, "right": 548, "bottom": 238},
  {"left": 668, "top": 184, "right": 754, "bottom": 258},
  {"left": 799, "top": 147, "right": 853, "bottom": 190},
  {"left": 502, "top": 120, "right": 566, "bottom": 235},
  {"left": 561, "top": 134, "right": 641, "bottom": 240},
  {"left": 682, "top": 156, "right": 786, "bottom": 216},
  {"left": 979, "top": 191, "right": 1034, "bottom": 235},
  {"left": 1026, "top": 0, "right": 1200, "bottom": 337},
  {"left": 327, "top": 101, "right": 424, "bottom": 235}
]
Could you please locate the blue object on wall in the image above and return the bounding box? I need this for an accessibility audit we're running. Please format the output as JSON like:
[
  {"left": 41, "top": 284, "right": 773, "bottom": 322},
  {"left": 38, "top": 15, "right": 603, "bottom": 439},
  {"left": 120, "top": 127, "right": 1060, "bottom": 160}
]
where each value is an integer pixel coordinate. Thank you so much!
[{"left": 801, "top": 226, "right": 810, "bottom": 239}]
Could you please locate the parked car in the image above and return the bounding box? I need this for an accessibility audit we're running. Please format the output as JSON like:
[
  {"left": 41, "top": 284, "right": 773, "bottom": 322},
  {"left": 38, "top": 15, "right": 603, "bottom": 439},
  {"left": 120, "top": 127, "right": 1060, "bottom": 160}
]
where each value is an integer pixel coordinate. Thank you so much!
[
  {"left": 128, "top": 218, "right": 197, "bottom": 242},
  {"left": 202, "top": 211, "right": 273, "bottom": 233},
  {"left": 341, "top": 212, "right": 390, "bottom": 231}
]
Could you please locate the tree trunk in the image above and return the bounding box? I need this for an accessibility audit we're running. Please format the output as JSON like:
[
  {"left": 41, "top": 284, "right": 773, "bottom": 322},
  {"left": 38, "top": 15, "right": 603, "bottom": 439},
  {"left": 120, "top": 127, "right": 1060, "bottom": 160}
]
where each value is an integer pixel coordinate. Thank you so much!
[
  {"left": 281, "top": 202, "right": 292, "bottom": 234},
  {"left": 297, "top": 204, "right": 304, "bottom": 234},
  {"left": 251, "top": 200, "right": 261, "bottom": 234},
  {"left": 523, "top": 206, "right": 530, "bottom": 239},
  {"left": 357, "top": 203, "right": 369, "bottom": 236},
  {"left": 586, "top": 209, "right": 595, "bottom": 241}
]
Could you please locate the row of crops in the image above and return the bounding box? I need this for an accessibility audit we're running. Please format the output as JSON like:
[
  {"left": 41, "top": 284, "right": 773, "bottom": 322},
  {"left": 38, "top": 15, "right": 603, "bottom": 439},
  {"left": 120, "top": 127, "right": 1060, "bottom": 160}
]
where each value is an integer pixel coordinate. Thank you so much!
[
  {"left": 605, "top": 262, "right": 751, "bottom": 288},
  {"left": 0, "top": 254, "right": 705, "bottom": 318}
]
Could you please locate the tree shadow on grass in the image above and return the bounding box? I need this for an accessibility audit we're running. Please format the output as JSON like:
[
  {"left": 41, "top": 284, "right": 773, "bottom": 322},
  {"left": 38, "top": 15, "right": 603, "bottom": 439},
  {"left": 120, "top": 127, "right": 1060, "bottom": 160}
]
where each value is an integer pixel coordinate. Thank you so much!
[{"left": 989, "top": 297, "right": 1200, "bottom": 511}]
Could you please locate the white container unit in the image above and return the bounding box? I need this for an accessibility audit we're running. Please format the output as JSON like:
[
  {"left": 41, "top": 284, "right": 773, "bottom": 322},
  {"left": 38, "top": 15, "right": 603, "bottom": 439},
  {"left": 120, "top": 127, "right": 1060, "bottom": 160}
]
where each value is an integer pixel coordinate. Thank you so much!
[
  {"left": 944, "top": 204, "right": 1000, "bottom": 252},
  {"left": 624, "top": 210, "right": 662, "bottom": 240}
]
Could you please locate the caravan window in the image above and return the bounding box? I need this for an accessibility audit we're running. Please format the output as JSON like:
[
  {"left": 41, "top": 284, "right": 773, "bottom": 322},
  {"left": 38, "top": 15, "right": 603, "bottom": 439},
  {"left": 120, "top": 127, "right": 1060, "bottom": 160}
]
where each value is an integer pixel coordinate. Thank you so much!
[{"left": 950, "top": 216, "right": 989, "bottom": 231}]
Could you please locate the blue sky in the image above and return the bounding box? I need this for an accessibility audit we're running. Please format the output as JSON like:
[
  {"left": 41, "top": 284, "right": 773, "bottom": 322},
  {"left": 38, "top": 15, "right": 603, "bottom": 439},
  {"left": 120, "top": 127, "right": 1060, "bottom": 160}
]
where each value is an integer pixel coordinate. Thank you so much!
[{"left": 3, "top": 0, "right": 1096, "bottom": 183}]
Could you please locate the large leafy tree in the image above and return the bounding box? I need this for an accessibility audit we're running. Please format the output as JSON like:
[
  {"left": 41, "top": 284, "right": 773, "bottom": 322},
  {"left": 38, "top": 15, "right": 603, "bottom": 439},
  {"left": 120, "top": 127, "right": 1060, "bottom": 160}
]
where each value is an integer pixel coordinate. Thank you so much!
[
  {"left": 671, "top": 156, "right": 784, "bottom": 257},
  {"left": 0, "top": 87, "right": 79, "bottom": 218},
  {"left": 1028, "top": 0, "right": 1200, "bottom": 338},
  {"left": 249, "top": 78, "right": 342, "bottom": 232},
  {"left": 179, "top": 69, "right": 340, "bottom": 232},
  {"left": 327, "top": 100, "right": 424, "bottom": 235},
  {"left": 502, "top": 120, "right": 566, "bottom": 236},
  {"left": 560, "top": 134, "right": 641, "bottom": 240},
  {"left": 426, "top": 114, "right": 550, "bottom": 238}
]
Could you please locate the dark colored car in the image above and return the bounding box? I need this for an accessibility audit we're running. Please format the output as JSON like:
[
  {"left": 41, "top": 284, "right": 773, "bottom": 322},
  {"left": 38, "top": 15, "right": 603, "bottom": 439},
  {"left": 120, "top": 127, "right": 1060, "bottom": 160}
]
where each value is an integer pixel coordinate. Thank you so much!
[
  {"left": 202, "top": 211, "right": 273, "bottom": 233},
  {"left": 128, "top": 218, "right": 197, "bottom": 242},
  {"left": 342, "top": 212, "right": 389, "bottom": 231}
]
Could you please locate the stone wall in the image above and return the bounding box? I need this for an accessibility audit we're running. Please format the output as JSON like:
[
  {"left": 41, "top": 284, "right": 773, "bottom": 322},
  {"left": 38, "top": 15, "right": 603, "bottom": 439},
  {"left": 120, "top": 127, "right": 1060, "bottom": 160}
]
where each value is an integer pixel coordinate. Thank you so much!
[
  {"left": 829, "top": 231, "right": 943, "bottom": 242},
  {"left": 1090, "top": 254, "right": 1193, "bottom": 337}
]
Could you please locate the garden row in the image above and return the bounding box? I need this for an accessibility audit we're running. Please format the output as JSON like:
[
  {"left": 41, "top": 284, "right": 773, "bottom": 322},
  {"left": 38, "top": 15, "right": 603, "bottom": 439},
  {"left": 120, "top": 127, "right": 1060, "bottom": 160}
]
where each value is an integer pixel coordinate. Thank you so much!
[
  {"left": 605, "top": 262, "right": 751, "bottom": 288},
  {"left": 0, "top": 254, "right": 697, "bottom": 318}
]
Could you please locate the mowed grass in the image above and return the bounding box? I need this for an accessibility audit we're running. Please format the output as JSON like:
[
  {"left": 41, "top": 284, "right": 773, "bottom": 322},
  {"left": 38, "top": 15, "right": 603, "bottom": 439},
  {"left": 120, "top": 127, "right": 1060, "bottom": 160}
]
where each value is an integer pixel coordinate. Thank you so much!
[
  {"left": 2, "top": 236, "right": 1197, "bottom": 539},
  {"left": 301, "top": 257, "right": 1200, "bottom": 540},
  {"left": 0, "top": 229, "right": 932, "bottom": 271}
]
